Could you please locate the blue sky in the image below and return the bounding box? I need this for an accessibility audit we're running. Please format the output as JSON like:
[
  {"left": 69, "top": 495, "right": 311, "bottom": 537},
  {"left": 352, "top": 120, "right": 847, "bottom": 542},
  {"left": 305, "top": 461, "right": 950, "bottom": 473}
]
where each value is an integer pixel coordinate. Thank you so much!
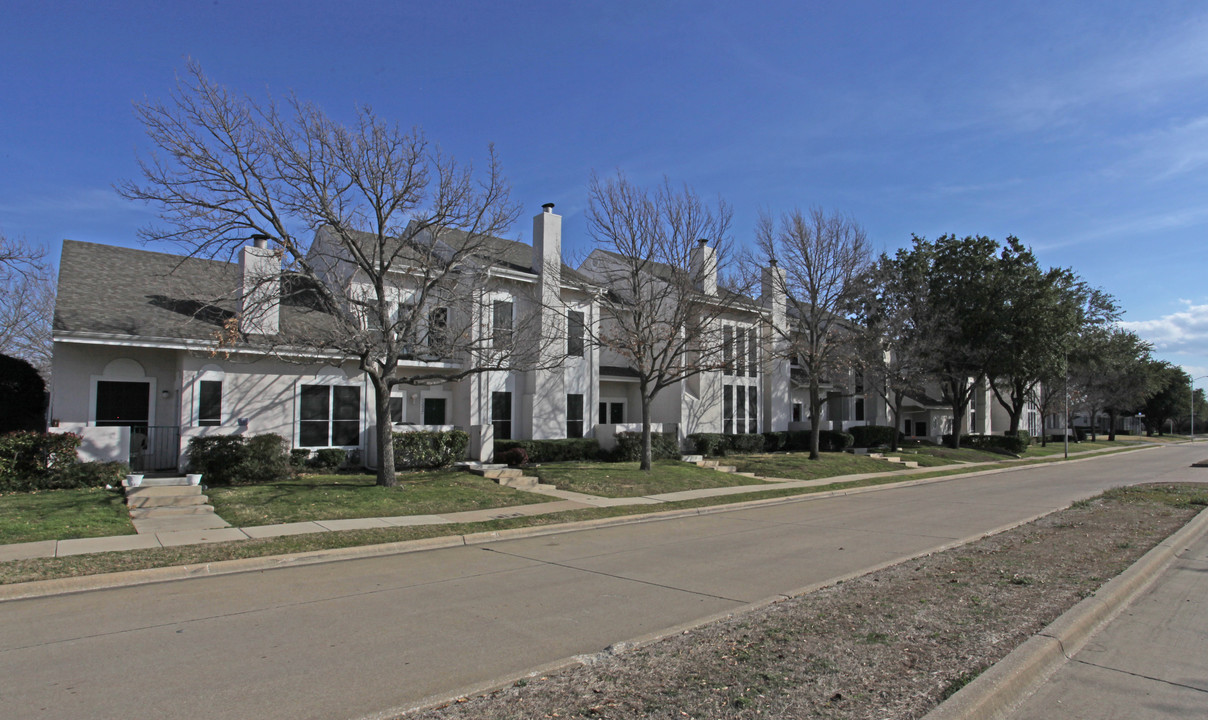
[{"left": 3, "top": 1, "right": 1207, "bottom": 380}]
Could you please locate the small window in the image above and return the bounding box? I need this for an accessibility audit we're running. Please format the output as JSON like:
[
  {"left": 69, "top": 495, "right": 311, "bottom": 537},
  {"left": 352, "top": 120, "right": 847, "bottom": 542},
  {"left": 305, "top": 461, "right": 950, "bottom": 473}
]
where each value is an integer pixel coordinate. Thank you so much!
[
  {"left": 749, "top": 386, "right": 758, "bottom": 434},
  {"left": 735, "top": 329, "right": 746, "bottom": 376},
  {"left": 198, "top": 380, "right": 222, "bottom": 426},
  {"left": 724, "top": 385, "right": 734, "bottom": 435},
  {"left": 428, "top": 307, "right": 448, "bottom": 349},
  {"left": 736, "top": 386, "right": 747, "bottom": 434},
  {"left": 747, "top": 330, "right": 758, "bottom": 378},
  {"left": 492, "top": 391, "right": 512, "bottom": 440},
  {"left": 567, "top": 310, "right": 585, "bottom": 357},
  {"left": 855, "top": 398, "right": 865, "bottom": 422},
  {"left": 493, "top": 300, "right": 513, "bottom": 348},
  {"left": 792, "top": 402, "right": 802, "bottom": 423},
  {"left": 723, "top": 326, "right": 734, "bottom": 376},
  {"left": 567, "top": 394, "right": 584, "bottom": 438},
  {"left": 389, "top": 396, "right": 404, "bottom": 424}
]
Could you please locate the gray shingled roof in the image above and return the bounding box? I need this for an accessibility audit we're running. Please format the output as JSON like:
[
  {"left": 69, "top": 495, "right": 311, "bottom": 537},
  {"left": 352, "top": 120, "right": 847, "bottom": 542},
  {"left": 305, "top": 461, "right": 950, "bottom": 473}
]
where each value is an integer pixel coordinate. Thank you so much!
[
  {"left": 54, "top": 240, "right": 342, "bottom": 344},
  {"left": 55, "top": 233, "right": 593, "bottom": 345},
  {"left": 55, "top": 240, "right": 241, "bottom": 342}
]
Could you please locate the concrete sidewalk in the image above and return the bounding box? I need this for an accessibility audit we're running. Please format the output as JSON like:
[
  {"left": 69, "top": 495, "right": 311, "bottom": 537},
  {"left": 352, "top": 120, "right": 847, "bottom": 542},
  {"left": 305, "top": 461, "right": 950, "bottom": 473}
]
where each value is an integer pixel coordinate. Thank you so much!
[
  {"left": 0, "top": 444, "right": 1157, "bottom": 565},
  {"left": 1006, "top": 515, "right": 1208, "bottom": 719}
]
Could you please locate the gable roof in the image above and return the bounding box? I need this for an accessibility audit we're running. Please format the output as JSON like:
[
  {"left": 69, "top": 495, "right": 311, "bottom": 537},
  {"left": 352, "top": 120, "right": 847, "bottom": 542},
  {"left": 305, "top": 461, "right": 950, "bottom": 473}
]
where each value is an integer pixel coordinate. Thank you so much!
[{"left": 54, "top": 240, "right": 337, "bottom": 345}]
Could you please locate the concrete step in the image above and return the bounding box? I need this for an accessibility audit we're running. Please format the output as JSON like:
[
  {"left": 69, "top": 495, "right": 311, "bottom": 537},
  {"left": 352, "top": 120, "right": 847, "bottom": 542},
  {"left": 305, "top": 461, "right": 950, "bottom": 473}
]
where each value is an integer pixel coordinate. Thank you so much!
[
  {"left": 127, "top": 494, "right": 210, "bottom": 509},
  {"left": 126, "top": 485, "right": 203, "bottom": 499},
  {"left": 681, "top": 455, "right": 704, "bottom": 463},
  {"left": 129, "top": 505, "right": 217, "bottom": 519},
  {"left": 735, "top": 472, "right": 759, "bottom": 478},
  {"left": 696, "top": 460, "right": 720, "bottom": 469},
  {"left": 495, "top": 475, "right": 540, "bottom": 490},
  {"left": 128, "top": 476, "right": 196, "bottom": 487},
  {"left": 901, "top": 461, "right": 919, "bottom": 469},
  {"left": 481, "top": 468, "right": 524, "bottom": 480},
  {"left": 715, "top": 465, "right": 737, "bottom": 473}
]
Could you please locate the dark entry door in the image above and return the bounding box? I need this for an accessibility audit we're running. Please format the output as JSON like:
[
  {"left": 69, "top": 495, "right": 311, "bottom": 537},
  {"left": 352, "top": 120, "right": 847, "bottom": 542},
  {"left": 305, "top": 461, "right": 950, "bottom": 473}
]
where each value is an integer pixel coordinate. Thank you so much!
[
  {"left": 95, "top": 381, "right": 149, "bottom": 427},
  {"left": 95, "top": 381, "right": 158, "bottom": 471}
]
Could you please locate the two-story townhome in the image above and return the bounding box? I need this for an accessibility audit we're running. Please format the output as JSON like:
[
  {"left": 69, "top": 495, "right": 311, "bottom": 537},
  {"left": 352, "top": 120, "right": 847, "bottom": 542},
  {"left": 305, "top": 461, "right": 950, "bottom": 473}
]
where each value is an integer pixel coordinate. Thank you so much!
[{"left": 49, "top": 204, "right": 601, "bottom": 471}]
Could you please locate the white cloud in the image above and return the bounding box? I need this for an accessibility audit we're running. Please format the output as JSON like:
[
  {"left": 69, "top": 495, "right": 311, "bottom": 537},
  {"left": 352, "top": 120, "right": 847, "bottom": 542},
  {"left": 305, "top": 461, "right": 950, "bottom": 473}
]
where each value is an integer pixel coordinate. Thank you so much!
[{"left": 1122, "top": 301, "right": 1208, "bottom": 356}]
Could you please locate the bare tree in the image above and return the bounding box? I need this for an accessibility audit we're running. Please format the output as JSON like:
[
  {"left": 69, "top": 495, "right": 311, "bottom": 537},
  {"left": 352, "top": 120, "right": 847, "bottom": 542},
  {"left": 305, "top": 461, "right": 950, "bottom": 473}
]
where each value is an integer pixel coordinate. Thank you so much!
[
  {"left": 0, "top": 234, "right": 53, "bottom": 376},
  {"left": 756, "top": 207, "right": 871, "bottom": 460},
  {"left": 575, "top": 173, "right": 742, "bottom": 471},
  {"left": 119, "top": 62, "right": 527, "bottom": 486}
]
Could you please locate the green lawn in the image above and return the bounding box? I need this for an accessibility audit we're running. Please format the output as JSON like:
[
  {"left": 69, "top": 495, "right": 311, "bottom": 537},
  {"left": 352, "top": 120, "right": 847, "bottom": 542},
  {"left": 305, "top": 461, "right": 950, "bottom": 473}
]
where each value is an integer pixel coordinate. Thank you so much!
[
  {"left": 533, "top": 460, "right": 768, "bottom": 497},
  {"left": 1025, "top": 439, "right": 1142, "bottom": 457},
  {"left": 727, "top": 452, "right": 904, "bottom": 481},
  {"left": 0, "top": 487, "right": 135, "bottom": 544},
  {"left": 206, "top": 471, "right": 556, "bottom": 526}
]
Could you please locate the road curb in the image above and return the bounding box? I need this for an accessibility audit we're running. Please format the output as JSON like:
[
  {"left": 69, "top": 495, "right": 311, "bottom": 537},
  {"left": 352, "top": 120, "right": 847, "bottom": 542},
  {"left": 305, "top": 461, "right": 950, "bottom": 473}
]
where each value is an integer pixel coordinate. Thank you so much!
[
  {"left": 922, "top": 504, "right": 1208, "bottom": 720},
  {"left": 0, "top": 444, "right": 1159, "bottom": 602}
]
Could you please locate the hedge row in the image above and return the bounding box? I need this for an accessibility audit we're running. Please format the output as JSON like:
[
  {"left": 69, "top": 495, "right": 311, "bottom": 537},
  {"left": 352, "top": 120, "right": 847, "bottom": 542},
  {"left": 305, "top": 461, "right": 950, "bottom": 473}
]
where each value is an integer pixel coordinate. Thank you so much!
[
  {"left": 187, "top": 434, "right": 292, "bottom": 485},
  {"left": 495, "top": 438, "right": 600, "bottom": 463},
  {"left": 393, "top": 430, "right": 469, "bottom": 469},
  {"left": 687, "top": 429, "right": 856, "bottom": 457},
  {"left": 0, "top": 431, "right": 129, "bottom": 492},
  {"left": 613, "top": 431, "right": 680, "bottom": 462},
  {"left": 941, "top": 432, "right": 1030, "bottom": 455},
  {"left": 848, "top": 425, "right": 897, "bottom": 448}
]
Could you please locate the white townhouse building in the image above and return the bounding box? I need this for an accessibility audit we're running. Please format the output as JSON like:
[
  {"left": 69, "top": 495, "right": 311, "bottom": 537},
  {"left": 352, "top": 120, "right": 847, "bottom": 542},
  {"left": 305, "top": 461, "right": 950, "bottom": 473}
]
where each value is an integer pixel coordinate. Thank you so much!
[{"left": 49, "top": 204, "right": 1026, "bottom": 472}]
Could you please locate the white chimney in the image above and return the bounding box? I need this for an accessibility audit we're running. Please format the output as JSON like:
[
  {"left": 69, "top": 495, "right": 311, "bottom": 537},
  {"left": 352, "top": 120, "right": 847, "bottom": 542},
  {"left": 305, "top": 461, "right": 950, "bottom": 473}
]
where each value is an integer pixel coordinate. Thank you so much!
[
  {"left": 239, "top": 235, "right": 280, "bottom": 336},
  {"left": 533, "top": 202, "right": 562, "bottom": 298},
  {"left": 690, "top": 238, "right": 717, "bottom": 295}
]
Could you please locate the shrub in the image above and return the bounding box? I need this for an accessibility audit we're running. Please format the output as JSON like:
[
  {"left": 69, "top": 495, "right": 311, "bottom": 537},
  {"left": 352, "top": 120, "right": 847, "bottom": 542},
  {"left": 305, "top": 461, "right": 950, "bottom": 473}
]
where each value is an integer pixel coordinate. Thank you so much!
[
  {"left": 726, "top": 433, "right": 766, "bottom": 454},
  {"left": 819, "top": 430, "right": 855, "bottom": 452},
  {"left": 242, "top": 434, "right": 291, "bottom": 483},
  {"left": 496, "top": 447, "right": 529, "bottom": 467},
  {"left": 393, "top": 429, "right": 469, "bottom": 469},
  {"left": 687, "top": 433, "right": 727, "bottom": 457},
  {"left": 187, "top": 434, "right": 293, "bottom": 485},
  {"left": 53, "top": 460, "right": 129, "bottom": 489},
  {"left": 0, "top": 431, "right": 83, "bottom": 492},
  {"left": 186, "top": 436, "right": 247, "bottom": 485},
  {"left": 943, "top": 433, "right": 1029, "bottom": 455},
  {"left": 309, "top": 448, "right": 347, "bottom": 471},
  {"left": 0, "top": 354, "right": 47, "bottom": 433},
  {"left": 1011, "top": 429, "right": 1033, "bottom": 448},
  {"left": 612, "top": 431, "right": 680, "bottom": 462},
  {"left": 494, "top": 438, "right": 600, "bottom": 463},
  {"left": 849, "top": 425, "right": 897, "bottom": 448},
  {"left": 290, "top": 448, "right": 311, "bottom": 468},
  {"left": 762, "top": 432, "right": 789, "bottom": 452}
]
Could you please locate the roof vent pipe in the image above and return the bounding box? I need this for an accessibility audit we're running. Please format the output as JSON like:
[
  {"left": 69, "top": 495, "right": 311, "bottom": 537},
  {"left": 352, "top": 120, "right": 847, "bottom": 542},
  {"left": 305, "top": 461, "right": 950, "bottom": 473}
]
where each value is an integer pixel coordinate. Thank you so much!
[
  {"left": 542, "top": 203, "right": 555, "bottom": 213},
  {"left": 251, "top": 233, "right": 270, "bottom": 249}
]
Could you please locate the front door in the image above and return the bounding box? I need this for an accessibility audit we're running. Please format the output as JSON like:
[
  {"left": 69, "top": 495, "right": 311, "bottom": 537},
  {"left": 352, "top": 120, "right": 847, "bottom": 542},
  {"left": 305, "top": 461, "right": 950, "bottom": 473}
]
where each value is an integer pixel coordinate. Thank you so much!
[{"left": 95, "top": 380, "right": 151, "bottom": 469}]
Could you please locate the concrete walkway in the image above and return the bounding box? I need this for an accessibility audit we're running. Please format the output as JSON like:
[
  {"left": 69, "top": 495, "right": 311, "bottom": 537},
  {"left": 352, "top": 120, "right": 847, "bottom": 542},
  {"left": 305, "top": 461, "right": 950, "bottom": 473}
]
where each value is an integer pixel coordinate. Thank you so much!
[
  {"left": 1006, "top": 521, "right": 1208, "bottom": 719},
  {"left": 0, "top": 445, "right": 1156, "bottom": 564}
]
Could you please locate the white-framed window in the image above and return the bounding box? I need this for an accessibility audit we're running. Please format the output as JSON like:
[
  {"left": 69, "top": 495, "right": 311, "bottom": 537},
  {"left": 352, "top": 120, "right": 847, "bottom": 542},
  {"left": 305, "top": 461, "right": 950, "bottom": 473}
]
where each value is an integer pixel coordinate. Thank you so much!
[
  {"left": 297, "top": 370, "right": 363, "bottom": 448},
  {"left": 492, "top": 299, "right": 514, "bottom": 348},
  {"left": 194, "top": 364, "right": 225, "bottom": 427},
  {"left": 389, "top": 390, "right": 405, "bottom": 425},
  {"left": 598, "top": 400, "right": 625, "bottom": 424},
  {"left": 567, "top": 310, "right": 585, "bottom": 357},
  {"left": 567, "top": 394, "right": 584, "bottom": 438},
  {"left": 491, "top": 391, "right": 513, "bottom": 440}
]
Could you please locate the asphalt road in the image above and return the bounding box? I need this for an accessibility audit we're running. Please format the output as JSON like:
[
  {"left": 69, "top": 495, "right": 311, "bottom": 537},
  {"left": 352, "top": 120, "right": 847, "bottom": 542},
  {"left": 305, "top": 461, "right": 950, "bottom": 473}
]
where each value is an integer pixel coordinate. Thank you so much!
[{"left": 2, "top": 444, "right": 1203, "bottom": 720}]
